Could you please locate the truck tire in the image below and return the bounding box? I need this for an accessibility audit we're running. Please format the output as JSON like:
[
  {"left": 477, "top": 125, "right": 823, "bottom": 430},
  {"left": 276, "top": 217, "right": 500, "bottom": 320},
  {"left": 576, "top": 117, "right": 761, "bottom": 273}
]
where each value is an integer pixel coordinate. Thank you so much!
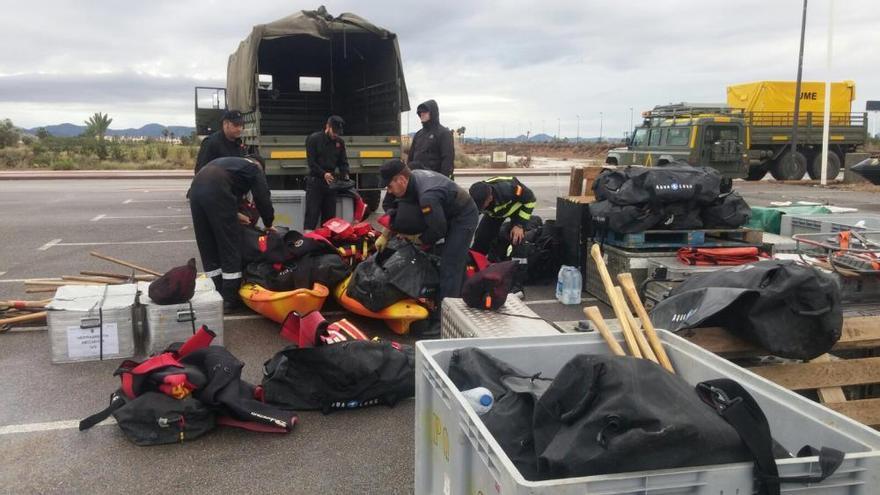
[
  {"left": 770, "top": 150, "right": 807, "bottom": 181},
  {"left": 745, "top": 163, "right": 769, "bottom": 181},
  {"left": 807, "top": 152, "right": 841, "bottom": 180},
  {"left": 360, "top": 189, "right": 381, "bottom": 217}
]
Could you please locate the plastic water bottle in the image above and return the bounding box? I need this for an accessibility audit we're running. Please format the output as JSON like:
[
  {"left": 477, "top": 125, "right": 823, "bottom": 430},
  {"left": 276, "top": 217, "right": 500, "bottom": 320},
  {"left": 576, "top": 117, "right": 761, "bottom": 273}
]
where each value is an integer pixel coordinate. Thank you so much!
[
  {"left": 563, "top": 268, "right": 582, "bottom": 305},
  {"left": 556, "top": 266, "right": 567, "bottom": 302},
  {"left": 461, "top": 387, "right": 494, "bottom": 415}
]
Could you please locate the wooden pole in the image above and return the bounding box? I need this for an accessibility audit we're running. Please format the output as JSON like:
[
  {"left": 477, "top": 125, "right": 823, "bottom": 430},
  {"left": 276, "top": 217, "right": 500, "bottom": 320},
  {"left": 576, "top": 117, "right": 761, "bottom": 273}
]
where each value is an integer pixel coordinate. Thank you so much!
[
  {"left": 0, "top": 311, "right": 47, "bottom": 326},
  {"left": 615, "top": 286, "right": 659, "bottom": 365},
  {"left": 617, "top": 272, "right": 675, "bottom": 373},
  {"left": 583, "top": 306, "right": 626, "bottom": 356},
  {"left": 89, "top": 251, "right": 163, "bottom": 277},
  {"left": 589, "top": 244, "right": 642, "bottom": 357}
]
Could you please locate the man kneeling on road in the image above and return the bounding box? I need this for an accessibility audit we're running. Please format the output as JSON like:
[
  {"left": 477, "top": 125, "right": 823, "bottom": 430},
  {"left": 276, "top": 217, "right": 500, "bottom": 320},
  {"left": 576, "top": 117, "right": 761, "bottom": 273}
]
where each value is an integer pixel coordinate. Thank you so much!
[
  {"left": 468, "top": 176, "right": 537, "bottom": 255},
  {"left": 190, "top": 156, "right": 275, "bottom": 311},
  {"left": 379, "top": 159, "right": 478, "bottom": 336}
]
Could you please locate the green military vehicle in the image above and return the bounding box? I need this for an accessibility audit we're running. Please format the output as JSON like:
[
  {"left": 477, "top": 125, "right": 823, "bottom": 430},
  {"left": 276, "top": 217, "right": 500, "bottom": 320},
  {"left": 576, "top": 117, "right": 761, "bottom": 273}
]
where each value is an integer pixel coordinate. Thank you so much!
[
  {"left": 194, "top": 7, "right": 409, "bottom": 212},
  {"left": 605, "top": 104, "right": 749, "bottom": 179}
]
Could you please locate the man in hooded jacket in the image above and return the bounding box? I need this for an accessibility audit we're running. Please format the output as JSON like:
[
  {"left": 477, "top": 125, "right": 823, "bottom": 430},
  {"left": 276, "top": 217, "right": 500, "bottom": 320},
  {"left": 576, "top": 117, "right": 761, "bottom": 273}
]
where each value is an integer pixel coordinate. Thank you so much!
[{"left": 408, "top": 100, "right": 455, "bottom": 177}]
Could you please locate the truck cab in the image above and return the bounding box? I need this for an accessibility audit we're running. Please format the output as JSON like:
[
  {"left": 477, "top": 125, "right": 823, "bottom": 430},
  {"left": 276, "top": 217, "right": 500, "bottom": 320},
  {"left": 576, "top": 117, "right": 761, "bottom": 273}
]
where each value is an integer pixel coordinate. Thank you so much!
[
  {"left": 194, "top": 7, "right": 409, "bottom": 213},
  {"left": 606, "top": 104, "right": 749, "bottom": 179}
]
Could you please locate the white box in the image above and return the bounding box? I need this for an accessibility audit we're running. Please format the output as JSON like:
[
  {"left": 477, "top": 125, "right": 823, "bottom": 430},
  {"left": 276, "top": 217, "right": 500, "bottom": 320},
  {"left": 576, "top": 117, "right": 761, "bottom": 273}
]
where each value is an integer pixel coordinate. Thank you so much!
[
  {"left": 47, "top": 284, "right": 137, "bottom": 363},
  {"left": 335, "top": 195, "right": 355, "bottom": 222},
  {"left": 138, "top": 278, "right": 224, "bottom": 356}
]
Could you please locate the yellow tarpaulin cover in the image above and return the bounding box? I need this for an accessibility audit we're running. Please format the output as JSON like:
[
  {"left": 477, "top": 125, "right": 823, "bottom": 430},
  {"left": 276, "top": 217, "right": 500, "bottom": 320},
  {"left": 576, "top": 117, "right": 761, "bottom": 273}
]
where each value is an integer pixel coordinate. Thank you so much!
[{"left": 727, "top": 81, "right": 855, "bottom": 125}]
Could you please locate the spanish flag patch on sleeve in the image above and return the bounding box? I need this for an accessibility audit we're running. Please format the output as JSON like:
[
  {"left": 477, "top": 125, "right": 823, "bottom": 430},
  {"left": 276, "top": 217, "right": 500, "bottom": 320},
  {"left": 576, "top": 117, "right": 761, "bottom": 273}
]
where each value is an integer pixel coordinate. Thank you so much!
[
  {"left": 514, "top": 185, "right": 523, "bottom": 197},
  {"left": 421, "top": 205, "right": 432, "bottom": 214}
]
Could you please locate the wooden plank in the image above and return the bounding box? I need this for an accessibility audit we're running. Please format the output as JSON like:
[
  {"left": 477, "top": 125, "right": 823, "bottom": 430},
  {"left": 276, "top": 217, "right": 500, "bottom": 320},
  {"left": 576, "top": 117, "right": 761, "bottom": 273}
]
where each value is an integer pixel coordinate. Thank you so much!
[
  {"left": 683, "top": 316, "right": 880, "bottom": 357},
  {"left": 748, "top": 357, "right": 880, "bottom": 390},
  {"left": 811, "top": 354, "right": 848, "bottom": 404},
  {"left": 826, "top": 399, "right": 880, "bottom": 427},
  {"left": 568, "top": 166, "right": 585, "bottom": 196}
]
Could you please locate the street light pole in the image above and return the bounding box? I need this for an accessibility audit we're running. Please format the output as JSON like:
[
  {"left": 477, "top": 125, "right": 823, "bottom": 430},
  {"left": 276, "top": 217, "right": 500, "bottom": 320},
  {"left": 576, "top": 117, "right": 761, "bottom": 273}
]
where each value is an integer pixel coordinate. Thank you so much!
[
  {"left": 576, "top": 115, "right": 580, "bottom": 144},
  {"left": 599, "top": 112, "right": 604, "bottom": 142},
  {"left": 790, "top": 0, "right": 808, "bottom": 161},
  {"left": 629, "top": 107, "right": 634, "bottom": 134},
  {"left": 557, "top": 118, "right": 561, "bottom": 142}
]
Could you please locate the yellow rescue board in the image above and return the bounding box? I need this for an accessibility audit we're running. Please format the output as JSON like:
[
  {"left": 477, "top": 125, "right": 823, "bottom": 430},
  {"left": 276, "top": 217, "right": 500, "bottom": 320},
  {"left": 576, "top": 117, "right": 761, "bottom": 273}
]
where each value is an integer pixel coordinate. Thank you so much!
[
  {"left": 239, "top": 282, "right": 329, "bottom": 323},
  {"left": 334, "top": 274, "right": 429, "bottom": 335}
]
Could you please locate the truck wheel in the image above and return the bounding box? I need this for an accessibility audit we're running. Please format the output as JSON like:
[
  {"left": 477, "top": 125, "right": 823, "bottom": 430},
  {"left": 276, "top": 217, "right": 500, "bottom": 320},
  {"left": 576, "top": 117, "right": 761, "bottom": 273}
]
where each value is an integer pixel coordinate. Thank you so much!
[
  {"left": 807, "top": 152, "right": 841, "bottom": 180},
  {"left": 770, "top": 150, "right": 807, "bottom": 181},
  {"left": 360, "top": 189, "right": 381, "bottom": 217},
  {"left": 745, "top": 163, "right": 769, "bottom": 181}
]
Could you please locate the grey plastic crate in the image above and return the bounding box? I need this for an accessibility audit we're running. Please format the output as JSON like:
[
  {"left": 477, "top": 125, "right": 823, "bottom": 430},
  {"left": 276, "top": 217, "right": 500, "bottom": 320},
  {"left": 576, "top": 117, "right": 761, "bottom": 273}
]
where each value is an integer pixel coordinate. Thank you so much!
[
  {"left": 585, "top": 242, "right": 677, "bottom": 305},
  {"left": 269, "top": 189, "right": 306, "bottom": 232},
  {"left": 781, "top": 213, "right": 880, "bottom": 237},
  {"left": 415, "top": 332, "right": 880, "bottom": 495},
  {"left": 137, "top": 278, "right": 224, "bottom": 356},
  {"left": 441, "top": 296, "right": 558, "bottom": 339}
]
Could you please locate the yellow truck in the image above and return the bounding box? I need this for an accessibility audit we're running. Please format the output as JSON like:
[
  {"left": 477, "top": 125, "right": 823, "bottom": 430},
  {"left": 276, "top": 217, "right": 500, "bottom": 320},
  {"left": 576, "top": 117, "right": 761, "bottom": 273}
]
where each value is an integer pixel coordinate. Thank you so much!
[{"left": 727, "top": 80, "right": 867, "bottom": 180}]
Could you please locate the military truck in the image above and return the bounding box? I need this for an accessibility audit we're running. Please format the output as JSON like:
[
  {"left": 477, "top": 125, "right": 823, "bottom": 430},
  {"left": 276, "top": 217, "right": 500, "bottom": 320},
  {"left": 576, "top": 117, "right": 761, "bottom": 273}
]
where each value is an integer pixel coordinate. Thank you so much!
[
  {"left": 194, "top": 7, "right": 409, "bottom": 212},
  {"left": 605, "top": 104, "right": 750, "bottom": 179},
  {"left": 727, "top": 80, "right": 867, "bottom": 181}
]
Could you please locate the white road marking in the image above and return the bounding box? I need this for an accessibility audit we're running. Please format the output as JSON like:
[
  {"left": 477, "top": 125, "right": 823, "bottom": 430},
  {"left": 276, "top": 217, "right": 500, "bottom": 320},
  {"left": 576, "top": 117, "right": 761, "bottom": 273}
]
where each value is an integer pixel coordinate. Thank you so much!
[
  {"left": 0, "top": 418, "right": 116, "bottom": 436},
  {"left": 525, "top": 297, "right": 597, "bottom": 305},
  {"left": 124, "top": 198, "right": 186, "bottom": 204},
  {"left": 37, "top": 238, "right": 62, "bottom": 251},
  {"left": 0, "top": 271, "right": 6, "bottom": 278},
  {"left": 101, "top": 214, "right": 190, "bottom": 220},
  {"left": 90, "top": 214, "right": 106, "bottom": 222},
  {"left": 49, "top": 239, "right": 195, "bottom": 248}
]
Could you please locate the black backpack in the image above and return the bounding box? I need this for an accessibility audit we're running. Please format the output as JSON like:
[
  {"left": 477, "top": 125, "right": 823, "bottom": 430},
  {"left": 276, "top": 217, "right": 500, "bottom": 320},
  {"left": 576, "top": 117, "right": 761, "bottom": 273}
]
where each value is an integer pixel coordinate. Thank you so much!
[
  {"left": 80, "top": 391, "right": 216, "bottom": 446},
  {"left": 650, "top": 260, "right": 842, "bottom": 359},
  {"left": 261, "top": 340, "right": 415, "bottom": 412}
]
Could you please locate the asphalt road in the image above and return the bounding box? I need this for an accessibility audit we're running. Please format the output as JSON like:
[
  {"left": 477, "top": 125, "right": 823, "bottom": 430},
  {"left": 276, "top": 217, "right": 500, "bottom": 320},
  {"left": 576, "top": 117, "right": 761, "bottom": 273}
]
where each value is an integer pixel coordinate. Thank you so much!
[{"left": 1, "top": 176, "right": 878, "bottom": 494}]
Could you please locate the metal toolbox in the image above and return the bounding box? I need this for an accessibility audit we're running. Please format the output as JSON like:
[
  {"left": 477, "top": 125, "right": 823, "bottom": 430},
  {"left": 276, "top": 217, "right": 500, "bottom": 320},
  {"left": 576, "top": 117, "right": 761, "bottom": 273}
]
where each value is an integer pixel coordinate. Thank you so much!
[
  {"left": 47, "top": 284, "right": 138, "bottom": 363},
  {"left": 441, "top": 295, "right": 558, "bottom": 339},
  {"left": 137, "top": 278, "right": 224, "bottom": 356}
]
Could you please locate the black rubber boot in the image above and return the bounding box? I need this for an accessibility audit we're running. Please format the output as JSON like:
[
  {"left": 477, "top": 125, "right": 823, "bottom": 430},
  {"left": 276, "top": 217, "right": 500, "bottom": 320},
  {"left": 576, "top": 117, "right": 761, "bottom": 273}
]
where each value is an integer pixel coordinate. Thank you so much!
[{"left": 221, "top": 279, "right": 244, "bottom": 313}]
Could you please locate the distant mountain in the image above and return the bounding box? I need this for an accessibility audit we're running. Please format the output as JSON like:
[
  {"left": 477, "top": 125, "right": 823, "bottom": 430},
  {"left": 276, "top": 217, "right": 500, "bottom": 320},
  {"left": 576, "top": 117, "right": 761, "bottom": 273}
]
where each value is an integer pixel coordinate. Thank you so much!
[{"left": 26, "top": 123, "right": 195, "bottom": 138}]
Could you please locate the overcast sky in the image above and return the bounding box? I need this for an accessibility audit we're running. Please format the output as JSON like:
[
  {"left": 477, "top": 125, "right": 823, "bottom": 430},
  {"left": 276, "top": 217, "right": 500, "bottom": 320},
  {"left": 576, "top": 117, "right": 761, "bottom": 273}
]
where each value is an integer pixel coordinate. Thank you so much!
[{"left": 1, "top": 0, "right": 877, "bottom": 137}]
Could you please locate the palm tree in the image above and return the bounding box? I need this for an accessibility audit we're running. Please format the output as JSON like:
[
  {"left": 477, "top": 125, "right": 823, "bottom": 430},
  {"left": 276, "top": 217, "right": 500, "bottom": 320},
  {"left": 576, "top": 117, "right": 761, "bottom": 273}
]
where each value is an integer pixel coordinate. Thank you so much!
[{"left": 84, "top": 113, "right": 113, "bottom": 141}]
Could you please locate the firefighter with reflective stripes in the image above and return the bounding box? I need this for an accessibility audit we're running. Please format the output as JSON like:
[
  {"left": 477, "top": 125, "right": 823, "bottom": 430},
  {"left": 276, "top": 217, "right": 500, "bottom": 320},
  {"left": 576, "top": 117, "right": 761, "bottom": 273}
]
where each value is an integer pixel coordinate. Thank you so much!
[
  {"left": 468, "top": 176, "right": 537, "bottom": 255},
  {"left": 190, "top": 156, "right": 275, "bottom": 312}
]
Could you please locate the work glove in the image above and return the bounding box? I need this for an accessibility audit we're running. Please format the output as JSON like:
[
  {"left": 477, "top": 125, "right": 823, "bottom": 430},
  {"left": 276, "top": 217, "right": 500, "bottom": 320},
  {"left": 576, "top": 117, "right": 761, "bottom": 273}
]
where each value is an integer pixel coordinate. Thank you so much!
[{"left": 375, "top": 230, "right": 390, "bottom": 252}]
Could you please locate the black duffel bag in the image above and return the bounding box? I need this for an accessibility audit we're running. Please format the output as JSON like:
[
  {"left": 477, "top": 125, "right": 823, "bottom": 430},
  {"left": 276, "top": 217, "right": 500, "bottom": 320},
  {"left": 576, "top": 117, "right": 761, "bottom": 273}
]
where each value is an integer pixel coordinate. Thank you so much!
[
  {"left": 702, "top": 191, "right": 752, "bottom": 228},
  {"left": 658, "top": 202, "right": 704, "bottom": 230},
  {"left": 589, "top": 200, "right": 665, "bottom": 233},
  {"left": 261, "top": 340, "right": 415, "bottom": 412},
  {"left": 620, "top": 164, "right": 722, "bottom": 206},
  {"left": 533, "top": 354, "right": 752, "bottom": 478},
  {"left": 650, "top": 260, "right": 842, "bottom": 360}
]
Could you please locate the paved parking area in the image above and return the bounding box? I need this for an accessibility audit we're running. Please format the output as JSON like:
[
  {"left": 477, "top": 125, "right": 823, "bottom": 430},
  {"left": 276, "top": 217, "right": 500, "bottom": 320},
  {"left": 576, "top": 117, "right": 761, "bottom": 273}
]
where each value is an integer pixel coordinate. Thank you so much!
[{"left": 0, "top": 178, "right": 588, "bottom": 494}]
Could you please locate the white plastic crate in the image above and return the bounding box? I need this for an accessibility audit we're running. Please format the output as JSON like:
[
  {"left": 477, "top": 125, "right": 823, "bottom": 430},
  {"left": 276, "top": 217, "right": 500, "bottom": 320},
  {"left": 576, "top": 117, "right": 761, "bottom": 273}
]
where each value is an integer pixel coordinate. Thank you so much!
[
  {"left": 415, "top": 332, "right": 880, "bottom": 495},
  {"left": 336, "top": 195, "right": 355, "bottom": 222},
  {"left": 441, "top": 296, "right": 559, "bottom": 339},
  {"left": 47, "top": 284, "right": 138, "bottom": 363},
  {"left": 781, "top": 213, "right": 880, "bottom": 237},
  {"left": 137, "top": 278, "right": 224, "bottom": 355}
]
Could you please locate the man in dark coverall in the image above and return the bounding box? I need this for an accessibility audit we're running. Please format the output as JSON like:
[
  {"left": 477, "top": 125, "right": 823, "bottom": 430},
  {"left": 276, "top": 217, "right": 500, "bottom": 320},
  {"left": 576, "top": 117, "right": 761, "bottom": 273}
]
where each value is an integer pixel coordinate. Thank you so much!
[
  {"left": 190, "top": 156, "right": 275, "bottom": 311},
  {"left": 380, "top": 159, "right": 478, "bottom": 334},
  {"left": 305, "top": 115, "right": 349, "bottom": 231},
  {"left": 194, "top": 110, "right": 245, "bottom": 174},
  {"left": 408, "top": 100, "right": 455, "bottom": 177},
  {"left": 468, "top": 176, "right": 537, "bottom": 255}
]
